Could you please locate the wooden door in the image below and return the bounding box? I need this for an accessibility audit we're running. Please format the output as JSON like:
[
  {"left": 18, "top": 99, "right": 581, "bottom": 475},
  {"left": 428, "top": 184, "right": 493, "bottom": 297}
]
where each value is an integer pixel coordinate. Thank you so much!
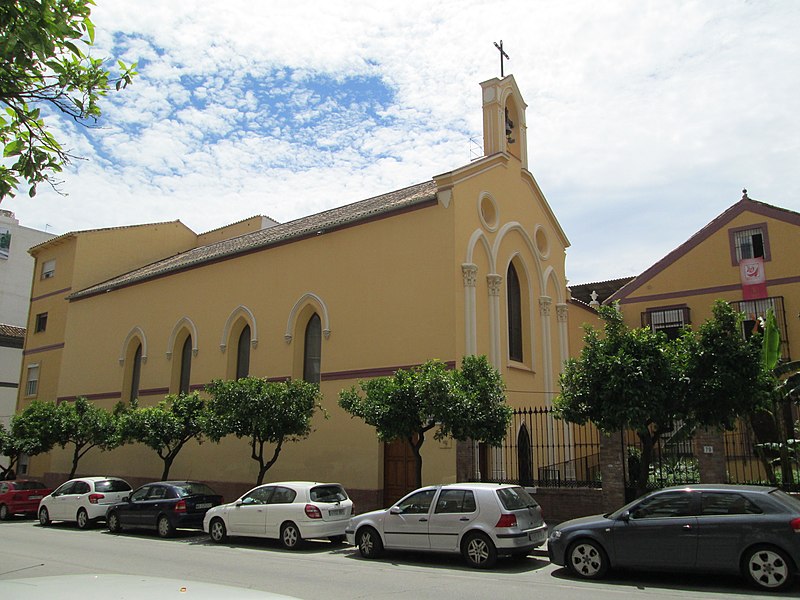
[{"left": 383, "top": 438, "right": 417, "bottom": 506}]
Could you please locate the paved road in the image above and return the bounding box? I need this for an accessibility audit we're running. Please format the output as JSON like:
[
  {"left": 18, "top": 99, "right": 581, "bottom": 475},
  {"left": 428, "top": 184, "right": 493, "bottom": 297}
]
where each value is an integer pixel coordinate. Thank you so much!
[{"left": 0, "top": 519, "right": 792, "bottom": 599}]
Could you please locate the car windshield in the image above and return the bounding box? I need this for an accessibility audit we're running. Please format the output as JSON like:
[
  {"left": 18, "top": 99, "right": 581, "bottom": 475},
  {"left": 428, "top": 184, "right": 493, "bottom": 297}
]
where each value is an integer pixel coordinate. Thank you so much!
[
  {"left": 14, "top": 481, "right": 47, "bottom": 490},
  {"left": 95, "top": 479, "right": 131, "bottom": 492},
  {"left": 496, "top": 486, "right": 538, "bottom": 510},
  {"left": 174, "top": 483, "right": 217, "bottom": 497},
  {"left": 310, "top": 485, "right": 348, "bottom": 503}
]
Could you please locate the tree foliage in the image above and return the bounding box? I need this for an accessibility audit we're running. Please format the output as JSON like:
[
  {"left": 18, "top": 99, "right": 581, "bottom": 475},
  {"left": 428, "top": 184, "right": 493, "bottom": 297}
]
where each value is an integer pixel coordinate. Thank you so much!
[
  {"left": 0, "top": 423, "right": 23, "bottom": 477},
  {"left": 11, "top": 398, "right": 118, "bottom": 478},
  {"left": 1, "top": 0, "right": 137, "bottom": 199},
  {"left": 118, "top": 392, "right": 207, "bottom": 481},
  {"left": 556, "top": 301, "right": 769, "bottom": 497},
  {"left": 338, "top": 356, "right": 511, "bottom": 488},
  {"left": 205, "top": 377, "right": 323, "bottom": 485}
]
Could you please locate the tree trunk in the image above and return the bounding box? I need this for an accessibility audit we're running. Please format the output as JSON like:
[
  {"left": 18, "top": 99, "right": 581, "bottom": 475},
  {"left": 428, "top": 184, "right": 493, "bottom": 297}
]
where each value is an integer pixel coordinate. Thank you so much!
[
  {"left": 255, "top": 438, "right": 283, "bottom": 485},
  {"left": 409, "top": 432, "right": 425, "bottom": 489},
  {"left": 636, "top": 429, "right": 658, "bottom": 499}
]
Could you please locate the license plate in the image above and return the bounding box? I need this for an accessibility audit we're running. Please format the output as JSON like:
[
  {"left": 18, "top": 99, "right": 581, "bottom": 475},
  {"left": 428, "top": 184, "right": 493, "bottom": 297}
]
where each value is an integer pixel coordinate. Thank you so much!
[
  {"left": 29, "top": 495, "right": 42, "bottom": 500},
  {"left": 329, "top": 508, "right": 345, "bottom": 516},
  {"left": 196, "top": 503, "right": 212, "bottom": 509}
]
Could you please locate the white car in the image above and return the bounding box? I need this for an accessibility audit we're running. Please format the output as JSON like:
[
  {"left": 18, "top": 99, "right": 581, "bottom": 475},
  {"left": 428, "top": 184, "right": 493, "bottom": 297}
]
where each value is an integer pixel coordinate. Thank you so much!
[
  {"left": 38, "top": 476, "right": 132, "bottom": 529},
  {"left": 345, "top": 483, "right": 547, "bottom": 568},
  {"left": 203, "top": 481, "right": 353, "bottom": 549}
]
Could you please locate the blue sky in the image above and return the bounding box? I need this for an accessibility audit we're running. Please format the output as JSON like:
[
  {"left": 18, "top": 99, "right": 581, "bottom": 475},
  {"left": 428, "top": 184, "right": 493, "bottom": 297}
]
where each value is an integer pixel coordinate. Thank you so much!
[{"left": 3, "top": 0, "right": 799, "bottom": 285}]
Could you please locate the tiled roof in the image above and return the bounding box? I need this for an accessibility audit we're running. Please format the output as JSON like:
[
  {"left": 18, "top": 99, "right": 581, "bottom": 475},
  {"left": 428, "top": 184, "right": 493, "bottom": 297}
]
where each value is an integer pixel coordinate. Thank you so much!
[
  {"left": 29, "top": 220, "right": 186, "bottom": 253},
  {"left": 569, "top": 277, "right": 636, "bottom": 305},
  {"left": 70, "top": 180, "right": 438, "bottom": 300},
  {"left": 0, "top": 323, "right": 25, "bottom": 338}
]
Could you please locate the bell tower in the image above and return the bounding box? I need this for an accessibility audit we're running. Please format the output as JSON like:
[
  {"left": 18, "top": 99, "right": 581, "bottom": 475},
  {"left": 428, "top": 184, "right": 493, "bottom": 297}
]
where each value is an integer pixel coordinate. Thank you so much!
[{"left": 480, "top": 75, "right": 528, "bottom": 170}]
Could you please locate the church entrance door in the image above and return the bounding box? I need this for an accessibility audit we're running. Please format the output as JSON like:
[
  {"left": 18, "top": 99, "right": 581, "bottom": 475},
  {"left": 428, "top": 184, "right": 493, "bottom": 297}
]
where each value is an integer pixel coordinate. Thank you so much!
[{"left": 383, "top": 438, "right": 417, "bottom": 506}]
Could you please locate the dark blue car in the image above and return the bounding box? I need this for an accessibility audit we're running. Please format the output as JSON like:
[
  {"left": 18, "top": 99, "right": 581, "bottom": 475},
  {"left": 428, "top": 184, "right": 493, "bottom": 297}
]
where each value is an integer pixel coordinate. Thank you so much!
[
  {"left": 548, "top": 484, "right": 800, "bottom": 592},
  {"left": 106, "top": 480, "right": 222, "bottom": 538}
]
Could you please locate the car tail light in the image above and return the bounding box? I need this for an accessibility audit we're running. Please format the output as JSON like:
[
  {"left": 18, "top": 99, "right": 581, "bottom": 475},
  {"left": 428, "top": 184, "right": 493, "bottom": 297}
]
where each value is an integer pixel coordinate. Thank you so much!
[
  {"left": 791, "top": 517, "right": 800, "bottom": 533},
  {"left": 495, "top": 514, "right": 517, "bottom": 528},
  {"left": 88, "top": 493, "right": 104, "bottom": 504},
  {"left": 174, "top": 500, "right": 187, "bottom": 513},
  {"left": 305, "top": 504, "right": 322, "bottom": 519},
  {"left": 350, "top": 503, "right": 355, "bottom": 515}
]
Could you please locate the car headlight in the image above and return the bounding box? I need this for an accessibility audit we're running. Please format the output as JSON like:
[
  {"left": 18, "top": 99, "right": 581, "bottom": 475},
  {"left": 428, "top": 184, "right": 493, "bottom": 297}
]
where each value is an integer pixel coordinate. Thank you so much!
[{"left": 549, "top": 530, "right": 562, "bottom": 541}]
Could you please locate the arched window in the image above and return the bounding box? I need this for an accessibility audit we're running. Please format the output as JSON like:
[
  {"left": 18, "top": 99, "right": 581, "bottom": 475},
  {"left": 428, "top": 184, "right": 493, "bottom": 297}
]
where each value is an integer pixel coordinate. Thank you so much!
[
  {"left": 303, "top": 313, "right": 321, "bottom": 384},
  {"left": 517, "top": 423, "right": 533, "bottom": 486},
  {"left": 179, "top": 335, "right": 192, "bottom": 394},
  {"left": 236, "top": 324, "right": 251, "bottom": 379},
  {"left": 129, "top": 343, "right": 142, "bottom": 401},
  {"left": 507, "top": 263, "right": 523, "bottom": 362}
]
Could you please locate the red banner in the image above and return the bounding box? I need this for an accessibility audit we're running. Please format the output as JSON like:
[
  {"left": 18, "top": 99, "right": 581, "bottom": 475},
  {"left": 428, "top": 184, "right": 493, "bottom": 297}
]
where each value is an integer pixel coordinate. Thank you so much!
[{"left": 740, "top": 257, "right": 768, "bottom": 300}]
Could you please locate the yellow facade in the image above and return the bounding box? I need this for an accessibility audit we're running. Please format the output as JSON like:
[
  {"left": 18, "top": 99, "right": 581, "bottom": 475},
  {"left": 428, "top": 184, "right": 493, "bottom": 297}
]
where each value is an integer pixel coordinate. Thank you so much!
[
  {"left": 18, "top": 76, "right": 589, "bottom": 507},
  {"left": 609, "top": 191, "right": 800, "bottom": 361}
]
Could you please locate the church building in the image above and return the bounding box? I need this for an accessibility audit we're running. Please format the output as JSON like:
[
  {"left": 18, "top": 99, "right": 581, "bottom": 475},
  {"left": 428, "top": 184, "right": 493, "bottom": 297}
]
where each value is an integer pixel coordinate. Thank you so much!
[{"left": 19, "top": 75, "right": 590, "bottom": 508}]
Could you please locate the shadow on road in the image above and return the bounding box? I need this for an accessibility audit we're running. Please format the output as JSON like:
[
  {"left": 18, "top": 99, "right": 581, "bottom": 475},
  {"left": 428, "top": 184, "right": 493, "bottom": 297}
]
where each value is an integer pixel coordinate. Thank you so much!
[{"left": 549, "top": 565, "right": 797, "bottom": 596}]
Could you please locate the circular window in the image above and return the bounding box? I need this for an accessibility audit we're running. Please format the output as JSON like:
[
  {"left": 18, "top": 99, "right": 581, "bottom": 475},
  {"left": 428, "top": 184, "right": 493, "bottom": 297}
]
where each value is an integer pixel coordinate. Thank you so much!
[
  {"left": 479, "top": 194, "right": 499, "bottom": 231},
  {"left": 534, "top": 225, "right": 549, "bottom": 258}
]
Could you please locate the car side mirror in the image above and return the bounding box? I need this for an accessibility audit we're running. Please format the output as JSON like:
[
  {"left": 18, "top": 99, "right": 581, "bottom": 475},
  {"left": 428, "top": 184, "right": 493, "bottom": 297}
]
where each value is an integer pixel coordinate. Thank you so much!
[
  {"left": 389, "top": 506, "right": 402, "bottom": 515},
  {"left": 123, "top": 496, "right": 130, "bottom": 502},
  {"left": 619, "top": 510, "right": 631, "bottom": 522}
]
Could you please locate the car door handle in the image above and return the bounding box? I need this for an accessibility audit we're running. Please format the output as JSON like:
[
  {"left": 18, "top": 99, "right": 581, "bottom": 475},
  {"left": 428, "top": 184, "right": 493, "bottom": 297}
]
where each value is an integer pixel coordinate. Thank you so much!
[
  {"left": 419, "top": 518, "right": 428, "bottom": 522},
  {"left": 683, "top": 524, "right": 692, "bottom": 530},
  {"left": 459, "top": 517, "right": 470, "bottom": 521}
]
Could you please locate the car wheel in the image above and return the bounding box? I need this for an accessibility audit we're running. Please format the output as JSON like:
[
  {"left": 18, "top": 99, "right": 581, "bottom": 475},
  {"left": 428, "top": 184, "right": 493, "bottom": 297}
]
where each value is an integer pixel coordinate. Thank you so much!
[
  {"left": 157, "top": 515, "right": 175, "bottom": 538},
  {"left": 357, "top": 526, "right": 383, "bottom": 559},
  {"left": 328, "top": 534, "right": 346, "bottom": 544},
  {"left": 743, "top": 545, "right": 795, "bottom": 591},
  {"left": 461, "top": 531, "right": 497, "bottom": 569},
  {"left": 76, "top": 508, "right": 92, "bottom": 529},
  {"left": 107, "top": 511, "right": 123, "bottom": 533},
  {"left": 209, "top": 518, "right": 227, "bottom": 543},
  {"left": 38, "top": 506, "right": 51, "bottom": 526},
  {"left": 280, "top": 522, "right": 302, "bottom": 550},
  {"left": 566, "top": 539, "right": 609, "bottom": 579},
  {"left": 0, "top": 504, "right": 9, "bottom": 521}
]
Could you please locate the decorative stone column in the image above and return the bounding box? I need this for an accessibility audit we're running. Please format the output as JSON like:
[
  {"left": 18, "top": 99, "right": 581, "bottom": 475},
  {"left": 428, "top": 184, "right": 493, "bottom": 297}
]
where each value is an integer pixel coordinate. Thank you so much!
[
  {"left": 487, "top": 274, "right": 503, "bottom": 369},
  {"left": 461, "top": 263, "right": 478, "bottom": 356}
]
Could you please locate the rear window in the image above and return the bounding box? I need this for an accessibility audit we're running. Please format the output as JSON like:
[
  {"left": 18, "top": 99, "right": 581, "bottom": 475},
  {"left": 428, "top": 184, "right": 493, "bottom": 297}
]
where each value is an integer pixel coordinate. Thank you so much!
[
  {"left": 174, "top": 483, "right": 217, "bottom": 497},
  {"left": 310, "top": 485, "right": 348, "bottom": 503},
  {"left": 769, "top": 489, "right": 800, "bottom": 510},
  {"left": 496, "top": 486, "right": 538, "bottom": 510},
  {"left": 95, "top": 479, "right": 132, "bottom": 493},
  {"left": 14, "top": 481, "right": 47, "bottom": 490}
]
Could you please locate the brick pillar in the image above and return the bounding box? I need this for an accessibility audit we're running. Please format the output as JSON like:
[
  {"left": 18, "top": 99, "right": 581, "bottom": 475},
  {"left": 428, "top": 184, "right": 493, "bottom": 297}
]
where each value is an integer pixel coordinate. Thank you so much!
[
  {"left": 600, "top": 431, "right": 626, "bottom": 512},
  {"left": 456, "top": 439, "right": 474, "bottom": 482},
  {"left": 693, "top": 427, "right": 727, "bottom": 483}
]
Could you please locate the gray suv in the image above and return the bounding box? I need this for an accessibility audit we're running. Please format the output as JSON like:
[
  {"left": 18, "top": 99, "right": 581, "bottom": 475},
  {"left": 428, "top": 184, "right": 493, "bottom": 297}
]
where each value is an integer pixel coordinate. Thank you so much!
[{"left": 345, "top": 483, "right": 547, "bottom": 568}]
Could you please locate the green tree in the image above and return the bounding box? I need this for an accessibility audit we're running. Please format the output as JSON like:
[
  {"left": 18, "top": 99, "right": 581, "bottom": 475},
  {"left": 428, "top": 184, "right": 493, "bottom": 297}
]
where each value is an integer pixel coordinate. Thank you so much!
[
  {"left": 10, "top": 399, "right": 59, "bottom": 459},
  {"left": 0, "top": 422, "right": 23, "bottom": 478},
  {"left": 556, "top": 305, "right": 682, "bottom": 498},
  {"left": 558, "top": 301, "right": 771, "bottom": 498},
  {"left": 118, "top": 392, "right": 207, "bottom": 481},
  {"left": 338, "top": 356, "right": 511, "bottom": 488},
  {"left": 1, "top": 0, "right": 137, "bottom": 199},
  {"left": 205, "top": 377, "right": 323, "bottom": 485},
  {"left": 53, "top": 397, "right": 119, "bottom": 478}
]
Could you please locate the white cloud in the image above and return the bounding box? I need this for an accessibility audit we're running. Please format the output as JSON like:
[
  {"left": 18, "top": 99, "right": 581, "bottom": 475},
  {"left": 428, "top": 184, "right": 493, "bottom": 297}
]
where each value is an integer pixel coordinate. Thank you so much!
[{"left": 3, "top": 0, "right": 799, "bottom": 286}]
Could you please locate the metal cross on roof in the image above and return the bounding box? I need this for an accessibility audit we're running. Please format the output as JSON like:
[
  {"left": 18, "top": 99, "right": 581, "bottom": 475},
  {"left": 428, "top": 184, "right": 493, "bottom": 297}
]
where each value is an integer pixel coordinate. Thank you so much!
[{"left": 493, "top": 40, "right": 510, "bottom": 78}]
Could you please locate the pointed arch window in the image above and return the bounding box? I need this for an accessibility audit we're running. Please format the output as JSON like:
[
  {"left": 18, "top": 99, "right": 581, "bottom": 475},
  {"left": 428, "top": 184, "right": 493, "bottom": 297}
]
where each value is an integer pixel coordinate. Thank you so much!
[
  {"left": 129, "top": 343, "right": 142, "bottom": 401},
  {"left": 303, "top": 313, "right": 321, "bottom": 384},
  {"left": 179, "top": 335, "right": 192, "bottom": 394},
  {"left": 507, "top": 263, "right": 523, "bottom": 362},
  {"left": 236, "top": 325, "right": 251, "bottom": 379}
]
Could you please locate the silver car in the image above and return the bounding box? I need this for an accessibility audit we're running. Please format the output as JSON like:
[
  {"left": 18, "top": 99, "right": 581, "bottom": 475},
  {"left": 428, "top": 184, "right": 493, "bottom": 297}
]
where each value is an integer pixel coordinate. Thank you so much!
[{"left": 345, "top": 483, "right": 547, "bottom": 568}]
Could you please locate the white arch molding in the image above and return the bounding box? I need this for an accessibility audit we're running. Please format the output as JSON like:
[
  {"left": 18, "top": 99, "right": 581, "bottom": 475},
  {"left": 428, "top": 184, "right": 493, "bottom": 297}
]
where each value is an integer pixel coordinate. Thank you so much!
[
  {"left": 284, "top": 292, "right": 331, "bottom": 344},
  {"left": 219, "top": 305, "right": 258, "bottom": 352},
  {"left": 119, "top": 326, "right": 148, "bottom": 366},
  {"left": 166, "top": 316, "right": 199, "bottom": 359}
]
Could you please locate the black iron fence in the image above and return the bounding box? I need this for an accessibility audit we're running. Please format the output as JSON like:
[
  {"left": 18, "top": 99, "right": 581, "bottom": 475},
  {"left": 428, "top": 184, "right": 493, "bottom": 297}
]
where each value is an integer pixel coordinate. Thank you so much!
[
  {"left": 473, "top": 406, "right": 602, "bottom": 488},
  {"left": 725, "top": 419, "right": 800, "bottom": 492}
]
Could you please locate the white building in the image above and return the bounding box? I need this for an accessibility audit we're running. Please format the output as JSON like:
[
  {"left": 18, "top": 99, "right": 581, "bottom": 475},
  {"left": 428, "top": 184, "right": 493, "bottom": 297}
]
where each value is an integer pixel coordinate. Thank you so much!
[{"left": 0, "top": 210, "right": 55, "bottom": 473}]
